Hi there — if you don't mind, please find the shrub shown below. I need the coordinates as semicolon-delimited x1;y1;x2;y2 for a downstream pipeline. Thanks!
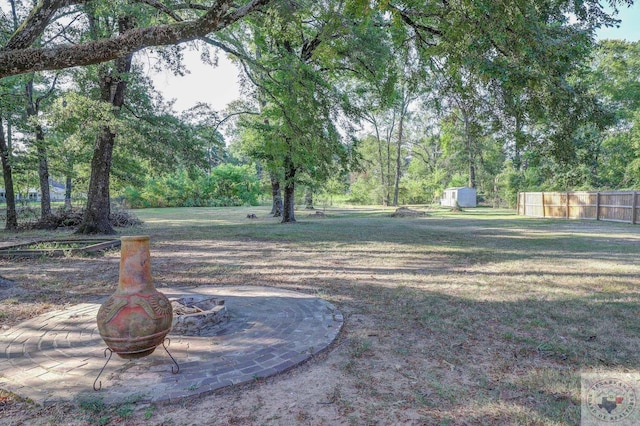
121;165;261;208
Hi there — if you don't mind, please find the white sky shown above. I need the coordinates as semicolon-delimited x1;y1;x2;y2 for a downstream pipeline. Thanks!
596;2;640;41
149;50;241;113
150;4;640;114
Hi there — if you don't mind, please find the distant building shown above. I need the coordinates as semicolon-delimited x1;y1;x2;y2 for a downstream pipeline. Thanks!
50;181;66;201
0;180;67;202
26;188;39;201
440;187;477;208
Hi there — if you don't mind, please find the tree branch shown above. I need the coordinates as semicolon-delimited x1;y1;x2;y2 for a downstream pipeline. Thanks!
5;0;88;50
387;4;443;40
173;3;210;12
35;73;60;109
214;109;259;130
42;12;84;45
200;36;248;62
138;0;185;22
0;0;273;78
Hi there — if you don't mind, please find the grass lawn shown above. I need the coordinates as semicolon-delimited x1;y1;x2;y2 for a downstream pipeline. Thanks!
1;205;640;425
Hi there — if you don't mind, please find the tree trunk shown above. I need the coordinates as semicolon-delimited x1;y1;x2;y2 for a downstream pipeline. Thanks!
64;174;72;210
373;121;389;206
25;78;53;219
281;153;296;223
304;188;314;210
462;109;477;189
513;114;523;171
392;108;405;206
589;140;601;185
385;118;393;206
269;174;282;217
77;17;134;235
0;115;17;230
77;126;116;234
36;125;51;218
468;157;477;189
282;181;296;223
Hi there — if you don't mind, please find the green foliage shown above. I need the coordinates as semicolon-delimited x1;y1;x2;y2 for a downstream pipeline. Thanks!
625;159;640;187
206;164;261;206
490;39;640;194
315;176;350;206
223;1;396;219
3;0;640;224
77;395;110;425
401;177;429;204
347;174;378;205
580;40;640;188
495;163;521;208
40;69;220;196
448;173;468;188
122;165;261;208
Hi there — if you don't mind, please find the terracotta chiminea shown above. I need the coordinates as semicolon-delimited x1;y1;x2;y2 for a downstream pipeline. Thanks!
96;236;172;359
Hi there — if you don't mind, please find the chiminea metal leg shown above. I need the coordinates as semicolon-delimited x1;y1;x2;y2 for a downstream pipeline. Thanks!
93;348;113;391
162;338;180;374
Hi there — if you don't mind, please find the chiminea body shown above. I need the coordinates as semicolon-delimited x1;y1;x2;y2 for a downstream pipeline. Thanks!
97;236;172;359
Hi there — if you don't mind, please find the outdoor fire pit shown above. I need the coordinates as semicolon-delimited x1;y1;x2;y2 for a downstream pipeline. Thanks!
96;236;173;359
94;236;178;390
171;297;228;336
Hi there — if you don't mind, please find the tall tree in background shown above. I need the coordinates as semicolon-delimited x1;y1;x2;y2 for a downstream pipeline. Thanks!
0;113;17;230
220;1;374;222
24;73;58;220
391;56;422;206
10;0;67;221
0;0;22;230
431;64;493;190
583;40;640;187
397;0;614;166
76;9;135;234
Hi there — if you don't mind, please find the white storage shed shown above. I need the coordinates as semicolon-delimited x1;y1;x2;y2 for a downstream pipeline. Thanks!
440;187;477;208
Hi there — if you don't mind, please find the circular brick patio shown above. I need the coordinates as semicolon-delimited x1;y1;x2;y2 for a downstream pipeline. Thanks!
0;286;343;406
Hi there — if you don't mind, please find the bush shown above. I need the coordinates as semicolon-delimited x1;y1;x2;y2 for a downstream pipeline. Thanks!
346;176;377;204
121;165;261;208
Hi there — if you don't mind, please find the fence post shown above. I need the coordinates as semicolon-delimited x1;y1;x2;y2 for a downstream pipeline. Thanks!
633;191;638;225
541;192;545;218
566;192;570;219
596;192;600;221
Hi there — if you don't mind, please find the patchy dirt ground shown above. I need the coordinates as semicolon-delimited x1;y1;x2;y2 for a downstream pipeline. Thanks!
2;206;640;425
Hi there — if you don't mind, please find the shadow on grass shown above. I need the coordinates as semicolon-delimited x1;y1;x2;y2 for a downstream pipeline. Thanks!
2;282;634;424
2;206;639;424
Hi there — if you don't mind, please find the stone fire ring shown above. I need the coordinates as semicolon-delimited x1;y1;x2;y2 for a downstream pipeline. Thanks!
0;286;343;406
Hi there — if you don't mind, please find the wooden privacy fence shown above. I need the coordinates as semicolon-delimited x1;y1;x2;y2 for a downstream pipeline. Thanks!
517;191;640;224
